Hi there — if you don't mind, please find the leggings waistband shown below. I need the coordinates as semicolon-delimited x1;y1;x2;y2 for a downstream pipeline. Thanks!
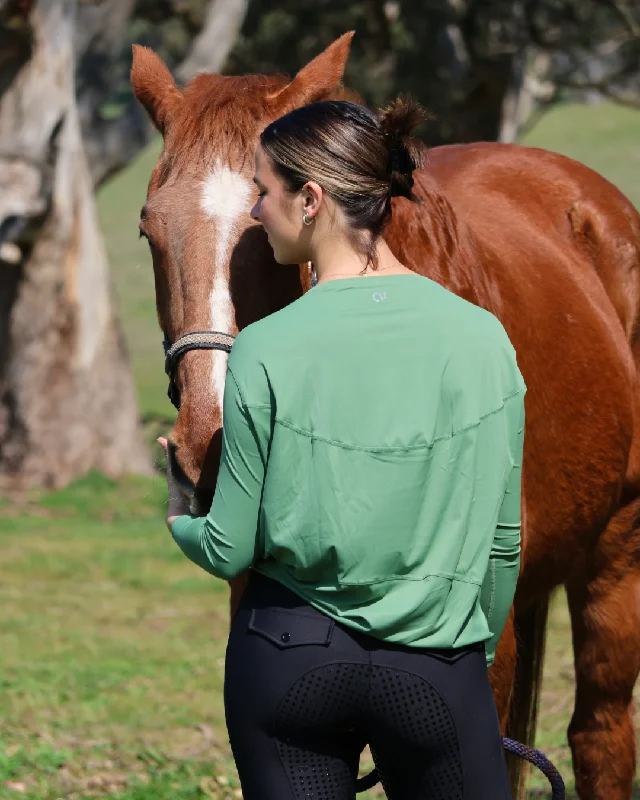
241;570;485;658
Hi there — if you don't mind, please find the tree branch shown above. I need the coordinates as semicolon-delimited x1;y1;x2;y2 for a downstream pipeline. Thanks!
175;0;250;82
598;0;640;38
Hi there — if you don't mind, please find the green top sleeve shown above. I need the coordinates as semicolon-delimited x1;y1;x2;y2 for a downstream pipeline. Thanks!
170;365;270;581
479;399;525;666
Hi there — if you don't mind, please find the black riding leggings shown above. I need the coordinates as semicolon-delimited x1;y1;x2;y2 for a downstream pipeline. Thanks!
224;572;511;800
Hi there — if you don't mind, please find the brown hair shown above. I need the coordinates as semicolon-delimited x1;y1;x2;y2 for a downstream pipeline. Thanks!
259;97;431;269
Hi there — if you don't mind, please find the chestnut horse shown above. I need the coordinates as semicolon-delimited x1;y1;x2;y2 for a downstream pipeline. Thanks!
131;33;640;799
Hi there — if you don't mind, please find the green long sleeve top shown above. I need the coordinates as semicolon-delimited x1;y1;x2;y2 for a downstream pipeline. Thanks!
171;273;526;665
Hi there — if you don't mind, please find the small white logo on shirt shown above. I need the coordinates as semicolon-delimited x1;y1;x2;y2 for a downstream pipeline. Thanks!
373;292;387;303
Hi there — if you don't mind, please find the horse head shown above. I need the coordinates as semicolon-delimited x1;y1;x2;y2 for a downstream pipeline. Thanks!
131;33;354;513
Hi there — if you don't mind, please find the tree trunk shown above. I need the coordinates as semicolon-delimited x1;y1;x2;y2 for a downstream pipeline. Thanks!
0;0;150;489
498;61;527;143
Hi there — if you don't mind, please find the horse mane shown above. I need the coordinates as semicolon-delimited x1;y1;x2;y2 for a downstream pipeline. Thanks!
387;168;504;316
165;72;289;173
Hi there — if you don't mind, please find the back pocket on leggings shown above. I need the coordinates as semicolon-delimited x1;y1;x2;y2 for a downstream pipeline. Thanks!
248;608;334;649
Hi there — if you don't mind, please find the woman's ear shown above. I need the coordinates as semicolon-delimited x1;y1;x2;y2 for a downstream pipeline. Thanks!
301;181;323;221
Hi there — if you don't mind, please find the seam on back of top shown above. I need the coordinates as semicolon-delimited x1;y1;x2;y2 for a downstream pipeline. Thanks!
260;388;525;453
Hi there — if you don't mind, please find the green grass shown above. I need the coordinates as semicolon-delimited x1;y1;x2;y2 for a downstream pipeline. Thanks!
2;101;640;798
2;474;638;799
0;475;385;799
2;475;637;798
0;474;238;799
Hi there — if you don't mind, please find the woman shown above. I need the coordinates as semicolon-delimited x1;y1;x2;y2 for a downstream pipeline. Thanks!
160;98;525;800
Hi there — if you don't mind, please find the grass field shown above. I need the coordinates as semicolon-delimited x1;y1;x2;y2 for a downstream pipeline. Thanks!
1;101;640;798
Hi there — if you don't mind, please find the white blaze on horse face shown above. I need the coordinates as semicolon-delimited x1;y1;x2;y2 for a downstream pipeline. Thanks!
201;161;252;417
209;273;233;418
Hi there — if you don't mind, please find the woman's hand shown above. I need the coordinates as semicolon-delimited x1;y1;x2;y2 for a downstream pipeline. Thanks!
157;437;192;530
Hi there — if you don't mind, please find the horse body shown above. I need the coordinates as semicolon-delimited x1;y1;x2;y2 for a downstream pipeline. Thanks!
382;143;638;583
397;146;640;795
421;143;639;582
131;35;640;798
427;144;640;580
393;144;640;796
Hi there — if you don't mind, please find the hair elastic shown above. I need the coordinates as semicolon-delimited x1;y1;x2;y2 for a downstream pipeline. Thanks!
390;147;401;174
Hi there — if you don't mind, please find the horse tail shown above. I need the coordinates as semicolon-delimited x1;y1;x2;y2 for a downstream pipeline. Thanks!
507;596;550;799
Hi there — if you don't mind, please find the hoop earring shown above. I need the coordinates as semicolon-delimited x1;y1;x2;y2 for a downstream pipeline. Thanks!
302;213;314;226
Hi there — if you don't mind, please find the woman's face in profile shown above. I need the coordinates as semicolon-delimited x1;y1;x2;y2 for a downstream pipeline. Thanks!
251;146;310;265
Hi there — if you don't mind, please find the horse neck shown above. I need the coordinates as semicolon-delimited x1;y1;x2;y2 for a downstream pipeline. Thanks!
386;171;502;314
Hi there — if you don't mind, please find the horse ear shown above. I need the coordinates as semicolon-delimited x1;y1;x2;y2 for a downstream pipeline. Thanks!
130;45;183;134
268;32;355;117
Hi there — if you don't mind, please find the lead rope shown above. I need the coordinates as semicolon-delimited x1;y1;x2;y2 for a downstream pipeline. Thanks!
502;738;565;799
355;738;565;797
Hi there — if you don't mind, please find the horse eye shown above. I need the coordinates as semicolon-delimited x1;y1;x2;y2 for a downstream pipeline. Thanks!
138;227;156;250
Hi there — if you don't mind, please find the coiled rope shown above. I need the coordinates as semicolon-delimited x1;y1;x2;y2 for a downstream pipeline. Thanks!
355;737;565;797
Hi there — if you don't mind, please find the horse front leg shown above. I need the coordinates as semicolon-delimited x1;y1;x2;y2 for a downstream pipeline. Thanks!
565;501;640;799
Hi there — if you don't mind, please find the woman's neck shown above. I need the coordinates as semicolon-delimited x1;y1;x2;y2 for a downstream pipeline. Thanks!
311;237;413;285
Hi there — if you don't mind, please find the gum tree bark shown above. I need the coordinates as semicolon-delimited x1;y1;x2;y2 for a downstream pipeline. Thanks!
0;0;150;488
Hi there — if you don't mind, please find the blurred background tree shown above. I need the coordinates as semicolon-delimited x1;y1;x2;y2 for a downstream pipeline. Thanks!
0;0;637;489
78;0;640;183
77;0;249;186
226;0;639;144
0;0;246;488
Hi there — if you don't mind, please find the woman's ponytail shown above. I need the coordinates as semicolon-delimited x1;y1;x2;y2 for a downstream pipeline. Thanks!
378;97;432;201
